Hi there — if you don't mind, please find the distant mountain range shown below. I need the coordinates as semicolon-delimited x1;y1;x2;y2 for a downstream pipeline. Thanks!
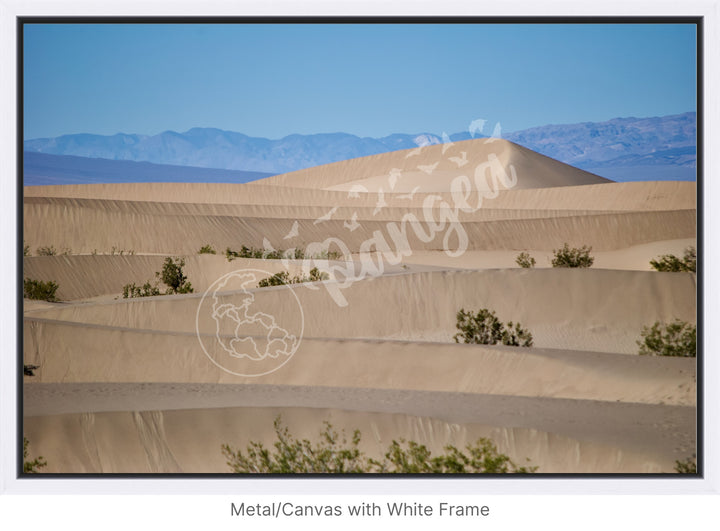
505;113;696;182
24;112;696;183
22;152;272;186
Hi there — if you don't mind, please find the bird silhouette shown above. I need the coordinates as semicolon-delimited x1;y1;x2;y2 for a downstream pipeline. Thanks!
448;151;468;167
397;186;421;200
314;206;338;225
344;211;361;232
405;145;424;158
283;220;299;240
418;161;439;174
468;118;487;138
373;188;387;216
347;184;369;198
262;238;276;257
388;168;402;190
441;132;455;154
484;122;503;143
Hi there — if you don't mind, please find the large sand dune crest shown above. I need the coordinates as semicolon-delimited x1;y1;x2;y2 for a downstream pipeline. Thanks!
253;138;612;191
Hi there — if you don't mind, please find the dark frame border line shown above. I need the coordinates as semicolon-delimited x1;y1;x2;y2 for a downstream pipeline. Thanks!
17;15;703;480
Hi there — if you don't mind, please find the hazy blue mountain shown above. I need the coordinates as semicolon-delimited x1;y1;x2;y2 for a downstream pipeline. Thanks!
576;145;696;168
23;152;272;186
581;164;696;183
24;112;696;182
504;112;696;172
24;129;424;174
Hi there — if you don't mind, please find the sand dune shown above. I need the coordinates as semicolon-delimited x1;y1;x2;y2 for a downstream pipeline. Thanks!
22;140;697;475
25;195;631;221
253;138;612;191
22;254;325;301
23;199;694;256
23;180;695;212
24;323;697;404
25;268;696;354
24;402;693;474
24;162;695;259
400;238;697;271
23;238;695;304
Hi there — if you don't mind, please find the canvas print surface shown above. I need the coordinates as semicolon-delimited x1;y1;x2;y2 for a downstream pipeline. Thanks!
21;21;698;474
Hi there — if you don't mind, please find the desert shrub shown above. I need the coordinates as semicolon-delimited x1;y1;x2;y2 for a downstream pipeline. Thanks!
23;278;59;301
198;244;216;255
226;245;283;261
226;246;258;260
650;246;696;273
121;257;192;297
223;417;368;473
312;249;343;260
379;438;536;474
23;437;47;474
307;267;330;282
222;416;536;474
36;245;57;256
258;271;292;287
515;252;536;268
24;364;39;376
638;320;696;357
453;308;533;347
23;242;30;256
454;308;502;345
674;455;697;474
226;244;338;262
257;267;329;288
502;321;535;347
123;281;161;298
157;257;193;294
291;247;305;260
104;246;134;255
551;243;594;268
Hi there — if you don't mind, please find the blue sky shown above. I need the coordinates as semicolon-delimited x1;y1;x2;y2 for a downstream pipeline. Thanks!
23;22;697;140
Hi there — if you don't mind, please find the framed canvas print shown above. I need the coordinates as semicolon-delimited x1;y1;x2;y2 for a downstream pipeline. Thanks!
4;2;718;527
19;17;700;477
